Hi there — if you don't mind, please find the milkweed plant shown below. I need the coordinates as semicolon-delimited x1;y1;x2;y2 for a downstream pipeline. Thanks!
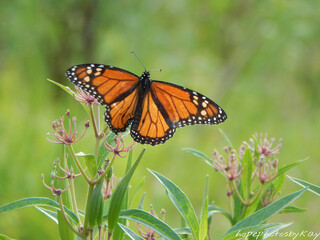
0;80;319;240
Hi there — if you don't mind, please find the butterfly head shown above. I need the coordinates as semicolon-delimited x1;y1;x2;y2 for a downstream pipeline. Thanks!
140;71;151;89
141;71;150;78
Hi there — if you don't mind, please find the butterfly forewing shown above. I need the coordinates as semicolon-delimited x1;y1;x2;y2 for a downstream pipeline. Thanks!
151;81;227;129
66;64;140;133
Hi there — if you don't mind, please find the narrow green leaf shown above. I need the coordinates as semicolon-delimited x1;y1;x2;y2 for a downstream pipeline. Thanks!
114;152;133;240
218;129;234;149
271;173;285;197
241;148;253;200
276;158;307;177
174;227;192;235
108;149;145;233
262;223;292;239
199;197;208;240
125;151;133;173
87;180;104;228
201;176;209;209
243;196;260;218
208;205;234;225
47;79;75;96
137;192;146;209
288;176;320;196
130;177;146;209
76;152;97;177
220;188;307;239
149;170;199;239
183;148;212;167
0;197;79;224
35;206;58;224
0;234;15;240
233;182;244;223
118;223;144;240
118;209;181;240
220;223;280;240
280;205;307;214
47;79;90;115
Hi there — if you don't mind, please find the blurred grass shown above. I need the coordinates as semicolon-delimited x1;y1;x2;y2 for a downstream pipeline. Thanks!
0;0;319;239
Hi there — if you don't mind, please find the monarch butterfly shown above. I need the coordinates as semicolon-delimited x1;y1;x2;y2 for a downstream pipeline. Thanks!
66;63;227;145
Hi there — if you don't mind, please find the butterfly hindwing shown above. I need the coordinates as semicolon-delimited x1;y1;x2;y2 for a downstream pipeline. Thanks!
130;91;176;145
66;64;140;133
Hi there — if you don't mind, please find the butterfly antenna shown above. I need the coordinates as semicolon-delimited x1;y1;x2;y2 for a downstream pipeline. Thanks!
149;69;162;72
131;51;147;71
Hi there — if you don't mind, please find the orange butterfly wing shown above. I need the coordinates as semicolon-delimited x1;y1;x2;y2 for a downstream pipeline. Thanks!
66;64;140;133
131;81;227;145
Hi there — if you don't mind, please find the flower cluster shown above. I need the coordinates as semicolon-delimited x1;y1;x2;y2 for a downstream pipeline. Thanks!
212;146;243;181
137;206;166;240
47;110;89;145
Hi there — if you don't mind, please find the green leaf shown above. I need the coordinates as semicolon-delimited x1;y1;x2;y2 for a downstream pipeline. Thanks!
262;223;292;239
288;176;320;196
149;169;199;239
219;188;307;239
118;209;181;240
201;175;209;209
276;158;307;177
280;206;307;214
174;227;192;235
219;223;280;240
108;149;145;233
47;79;90;115
130;176;145;209
114;152;133;240
35;206;58;224
0;234;15;240
218;129;234;149
271;173;285;197
183;148;212;167
0;197;79;224
199;197;208;240
243;196;260;218
241;148;253;200
56;146;76;240
233;182;244;223
118;223;144;240
75;152;97;177
87;180;104;228
208;205;234;225
137;192;146;209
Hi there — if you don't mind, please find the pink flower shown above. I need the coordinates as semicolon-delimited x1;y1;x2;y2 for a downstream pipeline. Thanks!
71;86;99;106
212;148;243;181
47;110;89;145
104;131;136;158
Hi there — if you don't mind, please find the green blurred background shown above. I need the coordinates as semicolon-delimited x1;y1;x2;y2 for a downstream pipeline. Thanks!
1;0;319;239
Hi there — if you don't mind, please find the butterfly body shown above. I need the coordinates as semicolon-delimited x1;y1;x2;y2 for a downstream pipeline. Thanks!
66;64;227;145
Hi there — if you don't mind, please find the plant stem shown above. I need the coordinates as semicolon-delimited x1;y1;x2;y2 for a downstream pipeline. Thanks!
90;104;100;138
247;185;264;205
93;154;116;185
231;180;248;206
70;171;81;226
69;144;92;184
82;184;94;236
227;181;233;217
58;194;85;238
